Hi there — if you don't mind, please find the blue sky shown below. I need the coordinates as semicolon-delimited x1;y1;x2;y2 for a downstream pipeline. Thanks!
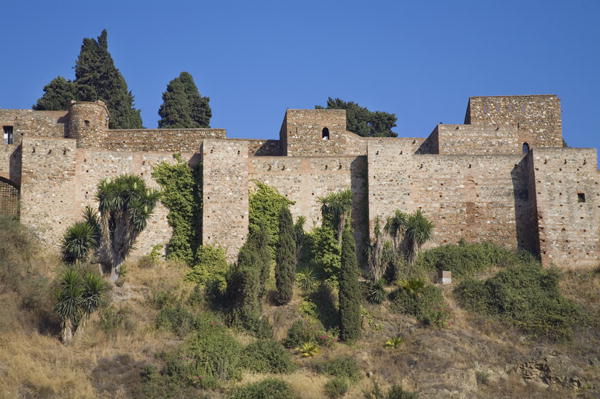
1;0;599;149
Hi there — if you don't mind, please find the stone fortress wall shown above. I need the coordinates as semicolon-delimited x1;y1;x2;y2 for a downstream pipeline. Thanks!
0;95;597;268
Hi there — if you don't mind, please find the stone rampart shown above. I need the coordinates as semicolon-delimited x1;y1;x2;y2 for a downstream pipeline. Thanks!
367;139;536;251
531;148;600;268
99;128;226;152
466;95;563;149
249;155;369;262
0;110;68;143
201;139;249;260
436;124;520;155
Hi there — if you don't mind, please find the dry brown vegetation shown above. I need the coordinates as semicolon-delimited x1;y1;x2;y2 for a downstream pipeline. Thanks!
2;218;600;398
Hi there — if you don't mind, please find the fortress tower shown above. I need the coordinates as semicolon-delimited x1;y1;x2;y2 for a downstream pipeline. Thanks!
67;100;109;147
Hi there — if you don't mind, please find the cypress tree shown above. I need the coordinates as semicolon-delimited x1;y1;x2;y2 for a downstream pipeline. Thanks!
251;224;271;299
33;76;77;110
275;207;296;305
227;240;261;323
158;72;211;128
74;30;143;129
339;225;362;341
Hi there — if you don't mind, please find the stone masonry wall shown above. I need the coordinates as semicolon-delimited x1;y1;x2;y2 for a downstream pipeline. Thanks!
0;110;67;143
19;136;186;257
249;155;369;263
201;139;249;260
531;148;600;268
466;95;563;149
0;144;21;184
281;109;367;156
100;128;226;152
436;124;520;155
367;140;536;251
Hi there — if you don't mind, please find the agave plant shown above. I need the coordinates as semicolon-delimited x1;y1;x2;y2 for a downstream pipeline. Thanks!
296;342;319;358
384;335;404;349
398;278;426;298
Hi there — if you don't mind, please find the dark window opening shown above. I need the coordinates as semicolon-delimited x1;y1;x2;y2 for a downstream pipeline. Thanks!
3;126;13;144
322;127;330;140
578;193;586;203
84;120;90;127
522;142;530;154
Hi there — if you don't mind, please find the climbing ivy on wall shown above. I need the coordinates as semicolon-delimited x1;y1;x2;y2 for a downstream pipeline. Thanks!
249;181;293;252
152;154;202;264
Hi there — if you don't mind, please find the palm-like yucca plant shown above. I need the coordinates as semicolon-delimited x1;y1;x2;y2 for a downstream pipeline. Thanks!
398;278;426;298
384;210;408;253
62;222;97;264
404;210;433;263
319;189;353;242
96;175;159;281
55;269;84;344
78;272;107;333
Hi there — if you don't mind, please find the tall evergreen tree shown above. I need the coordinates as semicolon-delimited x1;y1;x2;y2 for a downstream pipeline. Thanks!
275;207;296;305
338;225;362;341
227;240;262;324
74;30;142;129
316;98;397;137
158;72;211;128
33;76;77;110
33;30;142;128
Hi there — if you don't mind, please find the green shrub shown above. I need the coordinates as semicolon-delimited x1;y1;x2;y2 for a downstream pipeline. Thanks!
364;279;386;304
241;340;296;373
311;225;342;281
415;241;535;279
317;356;360;381
99;306;132;334
389;280;448;327
249;181;294;252
229;378;297;399
186;245;229;292
454;264;582;340
283;319;322;348
324;377;349;398
364;382;419;399
155;305;197;337
162;327;242;389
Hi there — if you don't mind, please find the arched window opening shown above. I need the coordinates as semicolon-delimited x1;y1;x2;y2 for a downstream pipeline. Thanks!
322;127;330;140
522;142;530;154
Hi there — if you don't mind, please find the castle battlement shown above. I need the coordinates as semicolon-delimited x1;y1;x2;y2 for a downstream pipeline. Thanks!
1;95;597;268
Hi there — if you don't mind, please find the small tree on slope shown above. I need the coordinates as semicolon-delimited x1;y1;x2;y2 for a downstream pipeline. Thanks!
275;207;296;305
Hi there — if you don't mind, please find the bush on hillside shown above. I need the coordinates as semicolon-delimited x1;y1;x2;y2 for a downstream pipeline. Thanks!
415;241;535;279
316;356;361;381
324;377;349;399
389;280;448;327
228;378;298;399
454;264;582;340
283;319;323;348
240;340;296;373
161;327;242;389
364;381;419;399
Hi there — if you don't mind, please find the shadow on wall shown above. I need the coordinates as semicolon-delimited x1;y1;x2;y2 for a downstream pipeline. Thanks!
9;145;22;185
350;156;369;268
511;153;540;257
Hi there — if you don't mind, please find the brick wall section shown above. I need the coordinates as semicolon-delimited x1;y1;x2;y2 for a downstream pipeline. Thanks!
531;148;600;268
466;95;563;149
281;109;367;156
436;124;520;155
100;128;226;152
249;155;369;263
367;140;535;251
0;110;67;142
201;139;249;260
19;136;184;256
